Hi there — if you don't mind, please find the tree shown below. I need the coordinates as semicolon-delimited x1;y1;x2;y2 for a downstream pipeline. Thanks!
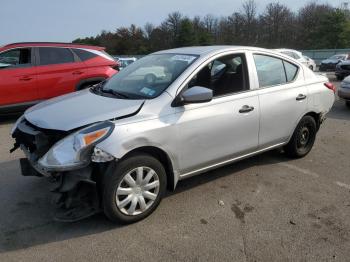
72;2;347;54
176;18;196;47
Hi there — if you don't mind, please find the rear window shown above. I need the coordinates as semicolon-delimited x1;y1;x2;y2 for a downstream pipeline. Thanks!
72;48;98;61
39;47;74;66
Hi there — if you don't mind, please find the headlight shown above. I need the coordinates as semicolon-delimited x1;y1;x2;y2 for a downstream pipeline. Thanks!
10;115;25;135
38;121;114;171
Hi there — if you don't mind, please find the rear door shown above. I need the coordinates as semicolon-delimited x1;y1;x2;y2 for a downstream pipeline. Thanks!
251;53;308;148
35;47;87;99
0;47;38;107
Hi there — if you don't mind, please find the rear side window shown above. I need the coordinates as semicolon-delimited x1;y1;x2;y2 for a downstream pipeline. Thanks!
39;47;74;66
72;48;98;61
253;54;299;88
284;61;298;82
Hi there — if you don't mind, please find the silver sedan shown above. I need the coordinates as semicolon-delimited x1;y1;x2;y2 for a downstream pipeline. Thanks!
11;46;335;223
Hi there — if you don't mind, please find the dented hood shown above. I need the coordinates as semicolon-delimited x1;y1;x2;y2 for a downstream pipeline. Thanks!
25;89;144;131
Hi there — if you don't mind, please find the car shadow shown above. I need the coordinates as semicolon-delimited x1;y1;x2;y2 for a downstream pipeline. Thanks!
0;149;290;253
0;113;21;125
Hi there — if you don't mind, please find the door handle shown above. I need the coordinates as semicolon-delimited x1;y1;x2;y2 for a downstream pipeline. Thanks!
296;94;307;101
19;76;33;81
239;105;254;113
72;71;83;75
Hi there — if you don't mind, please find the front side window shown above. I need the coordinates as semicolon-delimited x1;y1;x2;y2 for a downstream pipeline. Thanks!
187;53;249;97
39;47;74;66
98;53;198;99
0;48;31;68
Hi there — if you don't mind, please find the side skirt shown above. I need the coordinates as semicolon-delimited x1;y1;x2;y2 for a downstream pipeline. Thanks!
178;142;286;180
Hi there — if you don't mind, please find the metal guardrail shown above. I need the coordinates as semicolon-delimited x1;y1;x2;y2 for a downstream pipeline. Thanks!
300;49;350;65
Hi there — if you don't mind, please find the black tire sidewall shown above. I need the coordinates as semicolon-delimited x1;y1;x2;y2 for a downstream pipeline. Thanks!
103;154;167;224
285;116;317;158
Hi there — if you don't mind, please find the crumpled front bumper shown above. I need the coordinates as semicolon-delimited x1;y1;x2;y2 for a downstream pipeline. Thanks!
19;154;104;222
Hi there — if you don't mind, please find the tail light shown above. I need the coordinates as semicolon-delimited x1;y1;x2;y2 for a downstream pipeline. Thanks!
324;82;336;93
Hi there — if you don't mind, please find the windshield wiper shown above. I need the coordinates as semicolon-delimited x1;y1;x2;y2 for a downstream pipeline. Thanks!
101;88;130;99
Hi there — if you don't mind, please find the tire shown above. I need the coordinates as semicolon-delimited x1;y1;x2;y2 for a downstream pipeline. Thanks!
284;115;317;158
309;65;314;71
103;154;167;224
346;101;350;108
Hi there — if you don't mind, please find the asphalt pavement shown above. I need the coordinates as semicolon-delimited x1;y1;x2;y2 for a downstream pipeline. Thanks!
0;75;349;261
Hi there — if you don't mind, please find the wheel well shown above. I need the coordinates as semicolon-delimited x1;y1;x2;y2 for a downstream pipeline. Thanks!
304;112;321;131
123;146;175;191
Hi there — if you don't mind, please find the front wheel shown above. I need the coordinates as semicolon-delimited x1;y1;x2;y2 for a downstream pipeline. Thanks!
284;115;317;158
103;154;167;224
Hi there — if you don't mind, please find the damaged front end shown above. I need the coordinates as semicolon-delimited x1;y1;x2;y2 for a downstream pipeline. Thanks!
11;117;116;222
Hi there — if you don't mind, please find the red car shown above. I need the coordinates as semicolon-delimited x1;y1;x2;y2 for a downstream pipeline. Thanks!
0;42;118;114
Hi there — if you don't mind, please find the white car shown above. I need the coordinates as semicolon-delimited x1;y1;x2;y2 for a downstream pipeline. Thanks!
275;49;315;71
303;55;317;71
116;57;137;70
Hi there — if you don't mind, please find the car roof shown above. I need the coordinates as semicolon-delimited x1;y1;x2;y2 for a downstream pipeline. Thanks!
154;45;301;62
154;45;255;56
1;42;105;51
274;48;301;54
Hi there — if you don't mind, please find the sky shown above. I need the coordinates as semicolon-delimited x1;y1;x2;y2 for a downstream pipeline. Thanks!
0;0;345;45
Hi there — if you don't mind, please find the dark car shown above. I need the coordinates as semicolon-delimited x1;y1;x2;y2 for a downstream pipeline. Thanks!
335;60;350;80
319;54;349;72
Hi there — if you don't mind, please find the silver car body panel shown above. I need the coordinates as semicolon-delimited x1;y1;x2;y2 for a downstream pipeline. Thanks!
24;89;145;131
18;46;335;189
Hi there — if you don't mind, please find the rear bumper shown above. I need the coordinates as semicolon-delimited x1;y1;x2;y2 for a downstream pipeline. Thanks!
338;87;350;101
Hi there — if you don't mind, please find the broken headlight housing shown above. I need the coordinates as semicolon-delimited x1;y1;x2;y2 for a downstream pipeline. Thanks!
38;121;114;171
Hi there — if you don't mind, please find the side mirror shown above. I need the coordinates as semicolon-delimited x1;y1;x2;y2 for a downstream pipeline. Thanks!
173;86;213;106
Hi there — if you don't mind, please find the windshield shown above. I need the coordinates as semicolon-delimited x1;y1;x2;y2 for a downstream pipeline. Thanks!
330;55;345;60
100;53;198;99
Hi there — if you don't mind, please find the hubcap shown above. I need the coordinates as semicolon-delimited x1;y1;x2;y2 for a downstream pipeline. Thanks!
116;167;160;216
298;126;310;148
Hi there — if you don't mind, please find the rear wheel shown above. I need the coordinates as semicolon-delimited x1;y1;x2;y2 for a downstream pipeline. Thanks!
103;154;166;224
284;115;317;158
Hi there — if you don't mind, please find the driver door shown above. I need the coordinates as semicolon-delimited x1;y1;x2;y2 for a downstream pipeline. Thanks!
0;48;38;107
174;53;260;175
